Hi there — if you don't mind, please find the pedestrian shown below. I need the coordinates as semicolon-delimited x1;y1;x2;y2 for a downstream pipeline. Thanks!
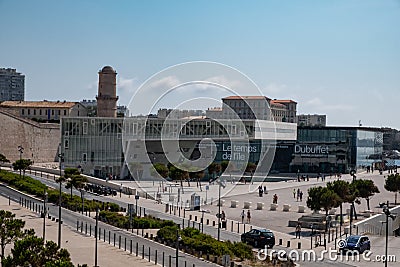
273;194;278;204
264;186;267;194
297;188;300;201
293;188;296;199
295;222;302;239
299;191;303;202
241;210;245;224
221;210;226;221
247;209;251;223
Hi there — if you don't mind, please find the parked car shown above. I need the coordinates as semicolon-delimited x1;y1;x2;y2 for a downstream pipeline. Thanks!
340;235;370;254
241;229;275;248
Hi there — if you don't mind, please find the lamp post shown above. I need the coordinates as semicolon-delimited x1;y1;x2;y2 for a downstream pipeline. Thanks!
95;208;99;267
43;190;48;241
216;176;226;242
176;224;181;267
17;146;24;179
81;189;85;215
383;201;396;267
58;153;63;247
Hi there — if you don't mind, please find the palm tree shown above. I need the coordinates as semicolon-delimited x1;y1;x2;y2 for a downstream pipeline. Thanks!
63;168;86;200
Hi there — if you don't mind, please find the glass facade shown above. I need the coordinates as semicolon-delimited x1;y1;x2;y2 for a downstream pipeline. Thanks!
61;117;383;178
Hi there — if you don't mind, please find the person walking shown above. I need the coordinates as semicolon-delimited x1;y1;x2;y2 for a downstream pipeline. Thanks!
247;209;251;223
295;223;302;239
221;210;226;221
241;210;245;224
299;191;303;202
293;188;296;199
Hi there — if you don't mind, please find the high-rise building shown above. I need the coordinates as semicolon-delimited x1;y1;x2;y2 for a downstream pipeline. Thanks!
0;68;25;101
96;66;118;117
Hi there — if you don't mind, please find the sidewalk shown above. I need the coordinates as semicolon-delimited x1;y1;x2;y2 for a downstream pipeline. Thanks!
0;195;156;267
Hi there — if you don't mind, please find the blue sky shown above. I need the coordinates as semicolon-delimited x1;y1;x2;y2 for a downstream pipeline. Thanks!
1;0;399;128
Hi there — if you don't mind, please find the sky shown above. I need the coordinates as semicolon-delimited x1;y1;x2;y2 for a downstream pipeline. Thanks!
1;0;400;128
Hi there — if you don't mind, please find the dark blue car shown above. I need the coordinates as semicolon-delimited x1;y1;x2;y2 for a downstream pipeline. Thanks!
340;235;371;254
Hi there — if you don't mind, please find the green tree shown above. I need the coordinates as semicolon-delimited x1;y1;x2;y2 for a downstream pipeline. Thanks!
384;173;400;205
327;180;353;226
0;154;10;170
208;162;221;180
189;170;205;190
63;168;86;200
3;236;73;267
12;159;33;177
169;164;189;187
351;179;380;210
150;163;169;179
306;186;341;231
0;210;26;266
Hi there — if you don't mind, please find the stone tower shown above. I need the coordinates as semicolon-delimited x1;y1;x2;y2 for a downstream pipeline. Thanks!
96;66;118;117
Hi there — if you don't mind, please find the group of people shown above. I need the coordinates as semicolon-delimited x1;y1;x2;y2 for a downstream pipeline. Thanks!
293;188;304;202
258;185;268;197
240;209;251;223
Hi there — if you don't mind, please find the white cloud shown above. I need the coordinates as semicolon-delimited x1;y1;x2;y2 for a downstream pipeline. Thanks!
302;97;354;112
148;76;181;89
118;76;138;93
262;82;287;95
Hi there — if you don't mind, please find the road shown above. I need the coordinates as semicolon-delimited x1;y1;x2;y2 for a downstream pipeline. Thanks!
0;183;218;267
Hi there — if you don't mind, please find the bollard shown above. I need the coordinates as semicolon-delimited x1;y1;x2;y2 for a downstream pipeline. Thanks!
119;235;121;249
213;221;215;227
155;249;158;264
114;233;116;246
125;237;126;251
187;219;190;228
231;221;234;232
142;245;144;259
8;196;10;205
148;247;151;262
130;240;133;254
287;240;290;248
162;251;165;267
192;221;195;228
169;255;172;267
81;222;83;233
140;207;142;217
136;242;139;256
104;229;106;242
109;231;111;244
90;224;91;236
85;223;87;235
298;242;301;249
190;215;192;220
77;220;79;231
185;261;187;267
144;208;146;216
141;228;144;237
99;227;101;239
195;216;197;221
237;223;240;233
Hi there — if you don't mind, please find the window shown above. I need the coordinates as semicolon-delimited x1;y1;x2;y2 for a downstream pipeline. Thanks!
33;109;36;115
83;122;88;134
21;109;25;115
64;139;69;149
64;110;67;116
27;109;30;115
39;109;42;115
52;110;54;115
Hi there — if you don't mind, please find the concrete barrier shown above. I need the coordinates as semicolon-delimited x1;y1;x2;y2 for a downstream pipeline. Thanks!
256;202;264;210
243;201;252;209
283;204;291;212
270;203;278;211
298;205;306;213
230;200;239;208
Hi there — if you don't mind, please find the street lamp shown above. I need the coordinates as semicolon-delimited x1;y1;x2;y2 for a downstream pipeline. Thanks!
81;189;85;215
58;152;64;248
216;176;226;241
43;190;48;241
383;201;396;267
94;208;99;267
17;146;24;179
176;224;181;267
